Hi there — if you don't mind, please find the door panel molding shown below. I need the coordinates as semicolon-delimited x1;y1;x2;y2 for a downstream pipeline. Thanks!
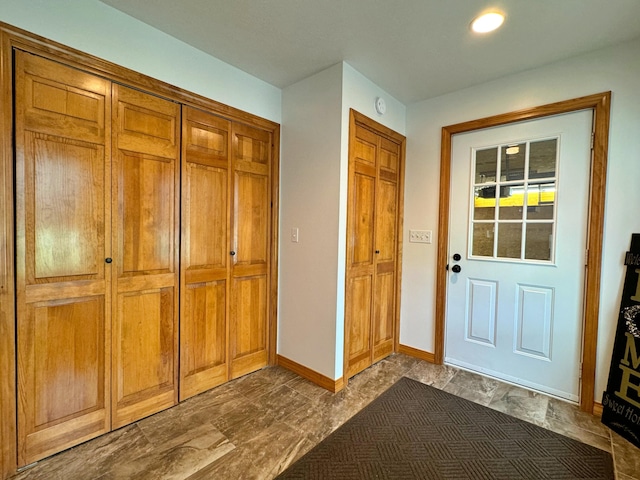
344;110;405;381
436;92;611;413
0;22;280;480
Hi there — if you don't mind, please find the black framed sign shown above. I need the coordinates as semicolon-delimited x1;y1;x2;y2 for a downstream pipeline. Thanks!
601;234;640;448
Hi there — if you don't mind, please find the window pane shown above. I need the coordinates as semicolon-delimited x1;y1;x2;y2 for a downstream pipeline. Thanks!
500;143;525;181
472;223;494;257
525;223;553;260
529;139;557;179
526;182;555;220
497;223;522;259
473;186;495;220
475;147;497;183
498;184;524;220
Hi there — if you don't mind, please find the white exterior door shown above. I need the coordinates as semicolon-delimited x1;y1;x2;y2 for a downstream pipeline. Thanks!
445;110;592;402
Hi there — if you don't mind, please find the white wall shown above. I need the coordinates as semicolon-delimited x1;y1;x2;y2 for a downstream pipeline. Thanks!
279;64;344;379
402;37;640;400
0;0;281;122
279;62;405;380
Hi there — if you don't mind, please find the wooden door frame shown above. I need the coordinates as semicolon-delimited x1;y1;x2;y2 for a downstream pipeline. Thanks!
0;22;280;479
434;92;611;413
343;109;406;383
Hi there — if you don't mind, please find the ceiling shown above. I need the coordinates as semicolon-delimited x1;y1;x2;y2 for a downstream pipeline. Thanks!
99;0;640;104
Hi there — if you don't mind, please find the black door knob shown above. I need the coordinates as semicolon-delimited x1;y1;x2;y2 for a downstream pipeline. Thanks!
453;253;461;261
375;250;380;254
451;264;461;273
230;251;236;256
105;257;112;264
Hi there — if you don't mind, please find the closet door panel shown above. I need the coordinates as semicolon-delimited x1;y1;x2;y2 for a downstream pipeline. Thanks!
115;88;178;159
31;299;105;425
230;123;271;378
346;275;373;378
19;55;106;144
181;281;227;399
112;85;179;428
345;125;377;378
180;107;231;400
353;125;377;166
26;134;105;282
15;51;111;466
373;269;395;362
18;297;107;464
372;177;397;362
379;136;400;174
374;177;398;263
230;275;268;378
234;171;269;269
345;112;404;382
186;164;228;269
349;172;375;266
120;153;174;273
112;288;175;428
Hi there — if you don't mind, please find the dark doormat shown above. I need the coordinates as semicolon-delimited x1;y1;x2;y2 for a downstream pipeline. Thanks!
276;377;614;479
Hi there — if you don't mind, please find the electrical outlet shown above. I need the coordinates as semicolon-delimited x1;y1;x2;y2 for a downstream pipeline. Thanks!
409;229;432;244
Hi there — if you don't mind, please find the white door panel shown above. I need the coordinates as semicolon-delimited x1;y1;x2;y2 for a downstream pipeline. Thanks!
445;110;592;401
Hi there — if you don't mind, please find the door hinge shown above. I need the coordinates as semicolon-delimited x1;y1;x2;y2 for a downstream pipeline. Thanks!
590;132;595;150
579;363;583;379
585;249;589;266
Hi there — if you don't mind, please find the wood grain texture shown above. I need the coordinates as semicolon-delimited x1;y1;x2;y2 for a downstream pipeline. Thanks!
276;355;344;393
345;110;405;381
112;84;180;428
0;23;281;478
394;132;406;354
1;28;18;480
435;92;611;413
269;125;281;366
229;122;272;379
592;402;603;417
14;51;112;466
180;107;231;400
398;344;436;363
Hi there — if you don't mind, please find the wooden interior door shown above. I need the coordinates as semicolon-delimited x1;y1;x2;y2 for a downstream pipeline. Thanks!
111;85;180;428
372;136;400;363
14;51;112;465
180;107;231;400
345;111;405;380
346;124;378;378
229;123;271;379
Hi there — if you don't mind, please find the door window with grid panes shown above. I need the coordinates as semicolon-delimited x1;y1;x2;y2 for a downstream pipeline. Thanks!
471;138;558;262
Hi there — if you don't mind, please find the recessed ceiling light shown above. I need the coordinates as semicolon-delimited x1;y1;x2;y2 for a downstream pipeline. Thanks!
471;12;505;33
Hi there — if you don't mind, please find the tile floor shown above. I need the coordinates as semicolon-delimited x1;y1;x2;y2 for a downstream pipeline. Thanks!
12;354;640;479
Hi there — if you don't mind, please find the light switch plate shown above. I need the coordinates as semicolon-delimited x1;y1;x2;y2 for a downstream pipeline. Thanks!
409;229;432;244
291;227;299;243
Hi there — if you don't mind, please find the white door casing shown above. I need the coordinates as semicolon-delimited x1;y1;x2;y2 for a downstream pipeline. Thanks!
445;110;592;401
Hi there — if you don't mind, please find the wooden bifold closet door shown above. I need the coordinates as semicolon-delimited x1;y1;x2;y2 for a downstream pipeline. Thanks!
13;48;275;466
14;51;180;465
14;51;113;465
111;85;180;429
180;107;231;399
180;107;272;400
229;122;272;379
345;111;405;380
